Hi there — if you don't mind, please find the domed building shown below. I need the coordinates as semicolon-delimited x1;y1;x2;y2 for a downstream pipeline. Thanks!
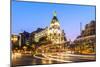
34;11;67;44
47;11;66;44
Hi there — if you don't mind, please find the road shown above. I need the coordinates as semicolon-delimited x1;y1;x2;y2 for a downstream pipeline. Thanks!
12;52;96;67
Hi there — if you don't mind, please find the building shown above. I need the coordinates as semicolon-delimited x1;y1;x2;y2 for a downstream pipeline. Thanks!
74;20;96;54
11;31;30;49
19;31;30;47
11;11;68;51
11;35;19;43
11;34;20;49
34;11;67;44
34;27;48;43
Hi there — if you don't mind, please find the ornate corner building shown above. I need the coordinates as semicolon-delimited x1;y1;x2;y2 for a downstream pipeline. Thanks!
34;11;67;44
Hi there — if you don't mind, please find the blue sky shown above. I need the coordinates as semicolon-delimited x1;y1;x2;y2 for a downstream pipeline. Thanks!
12;0;96;41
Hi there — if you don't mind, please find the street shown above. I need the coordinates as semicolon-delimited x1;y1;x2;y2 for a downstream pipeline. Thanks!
12;52;96;67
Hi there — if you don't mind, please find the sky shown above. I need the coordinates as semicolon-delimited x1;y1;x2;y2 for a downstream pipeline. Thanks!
11;0;96;41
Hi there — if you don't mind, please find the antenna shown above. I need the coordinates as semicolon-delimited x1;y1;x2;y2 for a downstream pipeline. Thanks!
80;22;82;35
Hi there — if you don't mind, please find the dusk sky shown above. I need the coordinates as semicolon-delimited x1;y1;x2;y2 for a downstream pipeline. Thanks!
12;0;95;41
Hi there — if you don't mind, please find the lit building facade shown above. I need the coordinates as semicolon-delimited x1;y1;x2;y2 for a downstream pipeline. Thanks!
74;20;96;54
47;12;65;44
11;35;20;49
34;12;66;44
19;31;30;47
75;20;96;43
11;35;19;43
11;31;30;49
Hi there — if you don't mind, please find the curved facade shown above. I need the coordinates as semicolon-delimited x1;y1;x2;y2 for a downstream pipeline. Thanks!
34;12;66;44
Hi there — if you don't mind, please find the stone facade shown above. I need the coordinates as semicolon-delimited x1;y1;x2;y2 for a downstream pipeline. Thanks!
34;12;66;44
74;20;96;54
